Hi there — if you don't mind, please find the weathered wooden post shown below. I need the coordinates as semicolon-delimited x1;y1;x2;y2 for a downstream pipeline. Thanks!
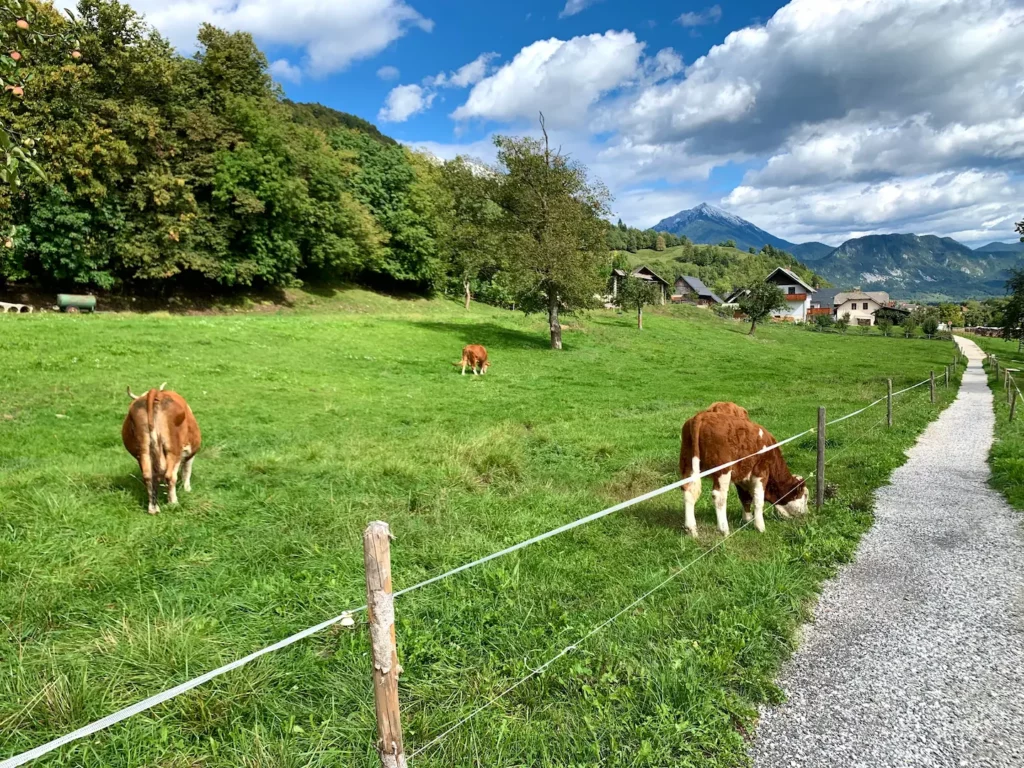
945;366;949;389
930;371;936;404
1011;389;1018;422
816;406;825;512
995;358;1000;379
363;521;407;768
887;379;893;428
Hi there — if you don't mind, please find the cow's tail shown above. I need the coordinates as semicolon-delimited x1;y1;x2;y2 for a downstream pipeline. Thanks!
146;388;166;478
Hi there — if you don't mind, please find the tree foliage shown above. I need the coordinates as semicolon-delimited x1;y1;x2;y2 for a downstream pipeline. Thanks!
1001;268;1024;348
738;281;786;336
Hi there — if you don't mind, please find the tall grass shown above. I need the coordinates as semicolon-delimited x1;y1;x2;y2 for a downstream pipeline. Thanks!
1;292;961;767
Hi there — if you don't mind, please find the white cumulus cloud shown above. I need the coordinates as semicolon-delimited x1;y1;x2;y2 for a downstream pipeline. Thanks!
559;0;602;18
377;65;401;81
452;31;646;127
126;0;432;76
269;58;301;84
378;84;435;123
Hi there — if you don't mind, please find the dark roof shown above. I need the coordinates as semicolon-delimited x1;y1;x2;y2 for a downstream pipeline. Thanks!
611;268;627;277
632;265;669;286
873;305;910;316
676;275;723;303
811;289;841;308
725;287;749;303
766;266;815;293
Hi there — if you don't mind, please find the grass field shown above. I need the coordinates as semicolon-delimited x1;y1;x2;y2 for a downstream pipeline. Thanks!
1;293;962;768
962;335;1024;513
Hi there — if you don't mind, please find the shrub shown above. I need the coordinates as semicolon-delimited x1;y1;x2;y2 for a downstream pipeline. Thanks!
922;317;940;337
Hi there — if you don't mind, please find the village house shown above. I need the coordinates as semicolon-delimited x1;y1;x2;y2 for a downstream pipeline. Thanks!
766;267;816;322
609;266;670;305
834;291;890;326
673;276;723;306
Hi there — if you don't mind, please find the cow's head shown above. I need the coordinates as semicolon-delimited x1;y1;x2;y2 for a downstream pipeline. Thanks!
482;360;491;374
776;475;809;518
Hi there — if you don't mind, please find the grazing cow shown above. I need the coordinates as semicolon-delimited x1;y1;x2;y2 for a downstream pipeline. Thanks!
122;384;201;515
679;403;807;537
454;344;490;375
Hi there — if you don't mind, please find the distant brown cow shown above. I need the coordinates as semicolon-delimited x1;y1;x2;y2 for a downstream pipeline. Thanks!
454;344;490;375
679;403;807;537
122;384;201;515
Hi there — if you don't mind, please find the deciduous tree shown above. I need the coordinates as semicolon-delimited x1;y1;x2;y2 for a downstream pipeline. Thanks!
493;114;610;349
1001;268;1024;351
614;274;658;330
738;281;786;336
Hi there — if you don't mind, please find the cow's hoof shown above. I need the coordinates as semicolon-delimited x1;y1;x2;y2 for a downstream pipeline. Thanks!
147;506;159;515
685;527;698;539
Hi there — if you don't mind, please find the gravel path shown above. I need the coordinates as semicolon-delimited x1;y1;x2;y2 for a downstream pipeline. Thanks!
750;336;1024;768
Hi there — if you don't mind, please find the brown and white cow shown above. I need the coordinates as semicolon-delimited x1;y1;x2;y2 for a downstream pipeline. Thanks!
679;403;807;537
454;344;490;375
122;384;201;515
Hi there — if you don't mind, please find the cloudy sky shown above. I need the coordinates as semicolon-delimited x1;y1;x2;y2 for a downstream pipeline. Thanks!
127;0;1024;247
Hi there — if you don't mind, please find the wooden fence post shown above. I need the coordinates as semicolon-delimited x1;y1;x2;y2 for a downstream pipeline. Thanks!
1011;389;1018;422
364;521;407;768
930;371;936;404
945;366;949;389
887;379;893;428
816;406;825;512
995;358;1000;379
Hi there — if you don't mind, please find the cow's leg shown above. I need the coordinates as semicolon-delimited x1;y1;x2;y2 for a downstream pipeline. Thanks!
461;361;467;375
165;454;182;505
182;455;195;493
712;471;731;535
140;451;159;515
682;457;701;538
683;480;700;538
751;477;766;533
737;485;754;522
473;363;479;375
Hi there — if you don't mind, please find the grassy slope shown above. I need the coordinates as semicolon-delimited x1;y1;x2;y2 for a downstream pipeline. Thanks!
1;292;961;768
961;335;1024;511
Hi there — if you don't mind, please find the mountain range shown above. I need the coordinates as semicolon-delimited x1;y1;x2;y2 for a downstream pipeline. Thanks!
653;204;1023;300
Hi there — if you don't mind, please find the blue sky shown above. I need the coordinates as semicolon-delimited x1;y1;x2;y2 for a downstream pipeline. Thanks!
129;0;1024;247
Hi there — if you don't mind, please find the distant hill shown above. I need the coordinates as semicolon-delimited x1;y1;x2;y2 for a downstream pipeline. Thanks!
789;242;835;261
975;241;1024;254
285;101;397;146
650;202;1019;300
653;203;804;254
816;234;1018;300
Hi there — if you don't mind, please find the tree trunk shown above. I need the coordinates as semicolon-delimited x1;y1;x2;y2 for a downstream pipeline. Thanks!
548;294;562;350
637;305;643;330
463;278;472;310
748;319;757;336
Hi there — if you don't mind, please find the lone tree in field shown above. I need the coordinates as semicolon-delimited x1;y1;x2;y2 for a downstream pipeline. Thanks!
922;316;939;338
493;114;610;350
615;274;658;330
877;317;894;337
738;281;786;336
1001;267;1024;351
441;157;504;310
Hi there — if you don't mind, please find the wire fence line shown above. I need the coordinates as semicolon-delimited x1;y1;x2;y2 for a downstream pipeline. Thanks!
408;407;905;761
0;373;942;768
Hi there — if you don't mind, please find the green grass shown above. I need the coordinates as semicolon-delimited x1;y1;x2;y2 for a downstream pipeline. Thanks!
961;335;1024;512
1;292;962;768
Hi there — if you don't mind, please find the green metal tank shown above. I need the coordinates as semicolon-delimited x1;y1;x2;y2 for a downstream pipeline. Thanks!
57;294;97;313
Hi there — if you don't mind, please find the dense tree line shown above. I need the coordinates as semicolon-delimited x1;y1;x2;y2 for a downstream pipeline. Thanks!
0;1;609;328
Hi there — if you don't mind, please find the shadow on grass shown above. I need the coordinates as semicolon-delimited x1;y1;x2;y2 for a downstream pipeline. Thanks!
413;321;552;350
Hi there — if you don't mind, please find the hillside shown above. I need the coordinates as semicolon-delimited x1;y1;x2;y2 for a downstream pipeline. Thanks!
0;291;957;768
975;241;1024;254
618;242;826;296
816;234;1018;301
